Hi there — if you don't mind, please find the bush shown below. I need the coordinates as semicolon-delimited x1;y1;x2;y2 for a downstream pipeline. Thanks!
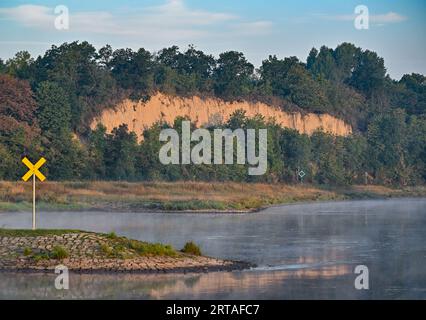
33;253;50;262
23;247;32;256
127;239;176;256
181;241;202;256
100;243;113;256
106;232;117;239
50;246;69;260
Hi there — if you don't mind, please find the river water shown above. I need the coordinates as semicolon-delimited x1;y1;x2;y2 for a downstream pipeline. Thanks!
0;198;425;299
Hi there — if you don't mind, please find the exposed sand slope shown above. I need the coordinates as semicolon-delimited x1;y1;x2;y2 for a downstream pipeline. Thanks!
91;93;352;141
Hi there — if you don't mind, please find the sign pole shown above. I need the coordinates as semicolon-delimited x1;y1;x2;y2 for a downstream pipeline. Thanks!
32;173;36;230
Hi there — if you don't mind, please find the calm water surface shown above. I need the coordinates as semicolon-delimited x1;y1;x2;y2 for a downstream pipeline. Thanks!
0;198;425;299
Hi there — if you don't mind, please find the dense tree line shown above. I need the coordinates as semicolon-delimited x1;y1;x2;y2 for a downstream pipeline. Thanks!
0;41;425;185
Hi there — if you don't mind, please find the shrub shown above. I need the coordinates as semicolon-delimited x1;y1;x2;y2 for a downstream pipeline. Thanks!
23;247;32;256
50;246;69;260
100;243;113;255
181;241;202;256
106;232;117;239
33;253;50;262
100;243;132;259
127;239;176;256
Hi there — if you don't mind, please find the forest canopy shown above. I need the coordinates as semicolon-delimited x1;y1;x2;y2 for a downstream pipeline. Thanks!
0;41;425;185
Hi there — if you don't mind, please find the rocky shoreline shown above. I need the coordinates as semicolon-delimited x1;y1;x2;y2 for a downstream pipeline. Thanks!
0;230;252;274
0;258;251;274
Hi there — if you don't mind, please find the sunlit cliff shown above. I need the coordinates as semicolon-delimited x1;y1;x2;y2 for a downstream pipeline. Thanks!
91;93;352;141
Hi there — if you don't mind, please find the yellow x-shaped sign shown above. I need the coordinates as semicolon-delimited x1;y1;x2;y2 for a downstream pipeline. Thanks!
22;157;46;182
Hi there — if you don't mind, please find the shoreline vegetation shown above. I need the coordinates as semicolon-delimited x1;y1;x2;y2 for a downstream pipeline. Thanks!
0;181;425;213
0;229;250;273
1;42;425;188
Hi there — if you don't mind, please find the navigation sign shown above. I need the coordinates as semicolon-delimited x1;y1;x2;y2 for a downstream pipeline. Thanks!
22;157;46;182
297;168;306;183
22;157;47;230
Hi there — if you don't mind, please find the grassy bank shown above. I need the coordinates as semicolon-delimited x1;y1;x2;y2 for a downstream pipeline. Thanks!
0;181;425;213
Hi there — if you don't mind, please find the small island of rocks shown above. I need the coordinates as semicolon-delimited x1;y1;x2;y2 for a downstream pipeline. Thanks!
0;229;251;273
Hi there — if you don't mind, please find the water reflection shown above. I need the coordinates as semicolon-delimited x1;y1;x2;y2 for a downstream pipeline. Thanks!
0;265;356;300
0;198;425;299
2;261;422;299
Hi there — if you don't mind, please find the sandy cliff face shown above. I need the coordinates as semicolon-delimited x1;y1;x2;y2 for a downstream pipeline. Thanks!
91;93;352;140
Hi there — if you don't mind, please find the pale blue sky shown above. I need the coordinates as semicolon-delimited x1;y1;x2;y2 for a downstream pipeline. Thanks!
0;0;425;79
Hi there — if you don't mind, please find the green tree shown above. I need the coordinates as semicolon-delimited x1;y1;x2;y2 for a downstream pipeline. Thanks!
214;51;254;99
156;45;216;95
260;56;328;112
0;59;6;74
0;143;15;179
35;80;85;180
405;115;426;183
110;48;155;97
279;128;311;182
333;43;361;82
306;48;318;71
5;51;34;79
307;46;337;81
105;124;139;180
86;124;108;179
342;134;368;184
398;73;426;115
311;130;346;185
307;43;361;83
42;131;88;180
138;122;169;180
156;46;181;69
350;50;386;97
97;44;113;68
36;81;71;133
366;109;408;184
33;41;118;131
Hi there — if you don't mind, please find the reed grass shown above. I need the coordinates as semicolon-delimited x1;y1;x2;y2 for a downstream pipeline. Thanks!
0;181;424;212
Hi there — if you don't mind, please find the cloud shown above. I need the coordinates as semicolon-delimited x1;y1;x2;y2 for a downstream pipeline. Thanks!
370;12;407;23
328;11;407;24
0;1;272;41
231;21;273;36
0;5;52;27
143;0;237;26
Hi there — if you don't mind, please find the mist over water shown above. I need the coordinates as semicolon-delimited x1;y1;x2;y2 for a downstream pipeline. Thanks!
0;198;425;299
